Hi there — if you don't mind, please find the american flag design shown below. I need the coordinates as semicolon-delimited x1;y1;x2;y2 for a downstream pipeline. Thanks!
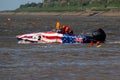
16;31;87;44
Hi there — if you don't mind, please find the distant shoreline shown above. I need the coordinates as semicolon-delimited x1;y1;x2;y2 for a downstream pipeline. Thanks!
0;10;120;17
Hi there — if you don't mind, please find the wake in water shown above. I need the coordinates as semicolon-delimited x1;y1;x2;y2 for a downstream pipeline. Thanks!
18;40;32;44
107;41;120;44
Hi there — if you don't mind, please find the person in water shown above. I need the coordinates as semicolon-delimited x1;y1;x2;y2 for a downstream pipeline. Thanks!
60;25;74;35
55;22;74;35
61;25;67;34
65;26;71;34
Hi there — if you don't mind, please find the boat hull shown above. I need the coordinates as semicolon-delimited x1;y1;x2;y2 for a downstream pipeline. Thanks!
16;31;93;44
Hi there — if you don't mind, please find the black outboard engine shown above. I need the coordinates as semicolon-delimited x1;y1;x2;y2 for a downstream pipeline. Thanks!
92;28;106;42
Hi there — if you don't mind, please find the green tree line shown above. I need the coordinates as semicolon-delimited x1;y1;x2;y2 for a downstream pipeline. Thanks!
17;0;120;11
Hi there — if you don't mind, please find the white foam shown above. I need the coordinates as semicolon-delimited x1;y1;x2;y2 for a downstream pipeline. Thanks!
108;41;120;44
18;40;31;44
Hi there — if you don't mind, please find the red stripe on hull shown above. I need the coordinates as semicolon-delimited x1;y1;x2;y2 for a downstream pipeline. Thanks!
42;35;62;39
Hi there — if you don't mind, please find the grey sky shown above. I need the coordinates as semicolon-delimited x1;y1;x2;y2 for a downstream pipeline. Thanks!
0;0;42;11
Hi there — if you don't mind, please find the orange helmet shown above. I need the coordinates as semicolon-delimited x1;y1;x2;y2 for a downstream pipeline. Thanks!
65;27;70;32
62;25;67;29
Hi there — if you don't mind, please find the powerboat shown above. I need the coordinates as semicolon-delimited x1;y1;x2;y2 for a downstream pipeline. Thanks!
16;28;106;44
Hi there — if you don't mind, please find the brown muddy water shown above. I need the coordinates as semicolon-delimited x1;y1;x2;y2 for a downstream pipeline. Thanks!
0;14;120;80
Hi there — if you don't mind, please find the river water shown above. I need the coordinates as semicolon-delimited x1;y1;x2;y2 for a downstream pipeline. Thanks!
0;15;120;80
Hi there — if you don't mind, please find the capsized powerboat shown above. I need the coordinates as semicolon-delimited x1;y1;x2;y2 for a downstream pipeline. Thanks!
16;28;106;44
